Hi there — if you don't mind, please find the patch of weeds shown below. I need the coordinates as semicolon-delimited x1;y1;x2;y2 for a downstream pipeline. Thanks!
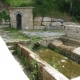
71;16;76;23
24;57;30;69
31;36;41;42
29;59;38;80
16;48;30;70
13;43;17;55
2;27;27;40
51;58;58;70
17;48;22;58
27;45;33;50
54;48;59;53
3;27;17;32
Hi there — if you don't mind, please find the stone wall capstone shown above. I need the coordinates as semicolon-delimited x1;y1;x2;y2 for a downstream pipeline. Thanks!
65;25;80;40
43;17;51;21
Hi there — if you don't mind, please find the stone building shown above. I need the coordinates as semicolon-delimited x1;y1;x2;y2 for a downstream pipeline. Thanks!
9;7;33;30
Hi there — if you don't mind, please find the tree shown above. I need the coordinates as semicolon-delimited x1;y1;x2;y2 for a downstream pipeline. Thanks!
69;0;73;13
65;0;73;13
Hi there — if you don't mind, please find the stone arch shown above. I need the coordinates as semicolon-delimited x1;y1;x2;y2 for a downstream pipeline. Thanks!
14;10;23;16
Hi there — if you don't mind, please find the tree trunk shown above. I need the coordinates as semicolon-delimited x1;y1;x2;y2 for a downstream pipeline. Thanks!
69;0;72;13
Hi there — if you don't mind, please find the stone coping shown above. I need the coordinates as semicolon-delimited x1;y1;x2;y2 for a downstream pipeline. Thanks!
65;25;80;27
60;37;80;43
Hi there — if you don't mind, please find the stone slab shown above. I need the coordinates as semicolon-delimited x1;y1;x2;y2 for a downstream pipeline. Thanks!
71;76;80;80
51;22;62;26
43;17;51;21
72;47;80;55
42;22;51;26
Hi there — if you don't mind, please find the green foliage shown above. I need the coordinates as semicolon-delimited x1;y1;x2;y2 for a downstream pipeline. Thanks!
54;48;59;53
2;0;33;7
71;16;76;22
29;59;38;80
51;58;58;70
13;43;17;55
31;36;41;42
2;0;80;21
17;48;30;69
16;45;38;80
0;10;10;22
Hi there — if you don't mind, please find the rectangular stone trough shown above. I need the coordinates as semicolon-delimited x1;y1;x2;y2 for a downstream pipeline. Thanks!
17;43;69;80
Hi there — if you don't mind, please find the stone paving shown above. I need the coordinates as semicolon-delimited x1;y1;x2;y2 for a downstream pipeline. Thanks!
0;29;28;42
0;29;65;42
20;30;65;38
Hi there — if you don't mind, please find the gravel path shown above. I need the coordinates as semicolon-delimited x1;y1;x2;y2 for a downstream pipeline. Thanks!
21;30;65;38
0;29;65;42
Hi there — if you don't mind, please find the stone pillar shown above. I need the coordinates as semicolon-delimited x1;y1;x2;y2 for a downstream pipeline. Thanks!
9;10;17;29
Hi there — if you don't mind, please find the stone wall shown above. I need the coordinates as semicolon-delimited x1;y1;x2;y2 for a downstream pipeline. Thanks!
48;37;80;63
34;17;76;30
65;25;80;40
0;19;10;28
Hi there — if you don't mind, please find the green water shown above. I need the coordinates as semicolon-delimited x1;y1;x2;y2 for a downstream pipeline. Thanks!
34;49;80;79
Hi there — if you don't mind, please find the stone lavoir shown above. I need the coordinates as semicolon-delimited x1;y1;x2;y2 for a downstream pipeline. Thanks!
13;38;80;80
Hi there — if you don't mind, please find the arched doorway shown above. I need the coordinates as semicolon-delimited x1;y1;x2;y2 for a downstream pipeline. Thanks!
16;14;22;29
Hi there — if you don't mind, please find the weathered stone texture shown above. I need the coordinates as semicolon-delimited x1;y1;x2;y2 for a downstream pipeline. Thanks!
43;17;51;21
65;25;80;40
42;22;51;26
34;26;45;29
33;16;78;30
63;22;76;26
34;17;42;26
9;7;33;30
51;22;62;26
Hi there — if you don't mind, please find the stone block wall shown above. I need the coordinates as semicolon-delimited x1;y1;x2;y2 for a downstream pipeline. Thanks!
33;17;76;30
65;25;80;40
0;19;10;28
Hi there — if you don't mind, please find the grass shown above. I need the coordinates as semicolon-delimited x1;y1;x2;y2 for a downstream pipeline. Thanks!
9;0;32;7
50;11;71;22
0;27;28;41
